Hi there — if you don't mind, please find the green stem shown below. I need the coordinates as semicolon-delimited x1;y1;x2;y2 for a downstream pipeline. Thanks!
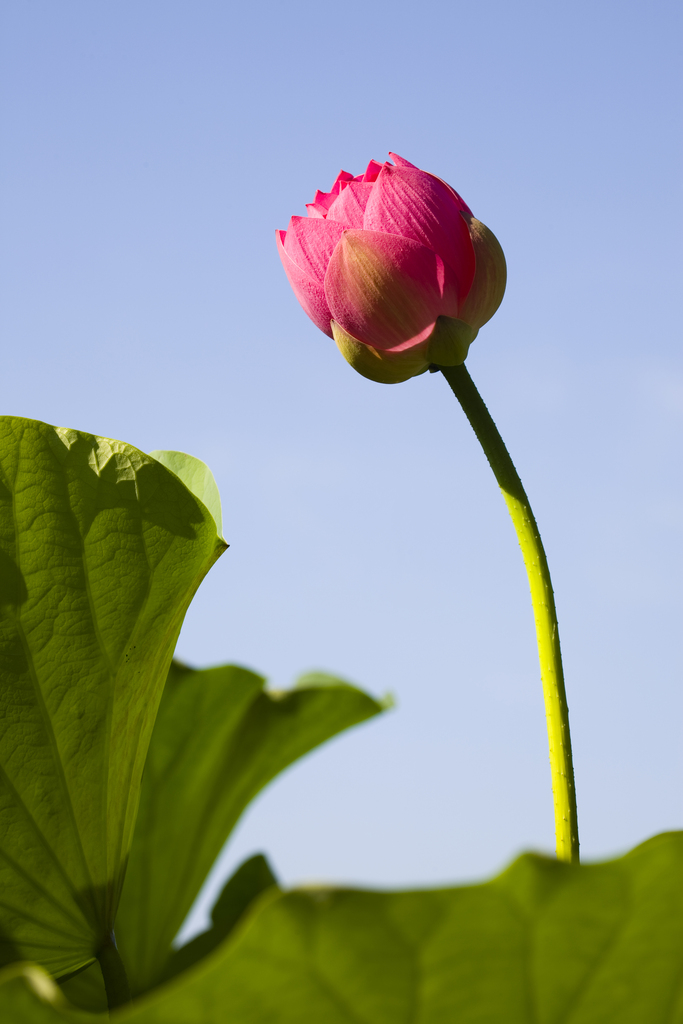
96;933;131;1013
440;363;579;864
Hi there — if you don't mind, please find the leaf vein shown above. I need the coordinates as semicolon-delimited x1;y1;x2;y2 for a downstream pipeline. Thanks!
0;894;86;944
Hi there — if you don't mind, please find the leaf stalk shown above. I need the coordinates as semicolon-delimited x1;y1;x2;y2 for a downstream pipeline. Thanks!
97;933;132;1013
440;363;579;863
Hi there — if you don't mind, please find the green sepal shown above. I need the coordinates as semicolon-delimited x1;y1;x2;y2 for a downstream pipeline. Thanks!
426;315;477;366
458;216;507;331
332;320;431;383
332;316;476;385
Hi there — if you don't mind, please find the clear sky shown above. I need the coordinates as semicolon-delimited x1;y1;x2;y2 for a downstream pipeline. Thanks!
1;0;681;937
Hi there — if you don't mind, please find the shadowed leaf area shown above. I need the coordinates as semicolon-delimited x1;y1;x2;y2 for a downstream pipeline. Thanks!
61;660;387;1009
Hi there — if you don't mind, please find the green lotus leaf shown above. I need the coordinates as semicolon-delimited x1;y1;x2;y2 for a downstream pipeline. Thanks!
0;418;226;978
148;451;223;541
160;853;278;984
112;660;387;996
108;831;683;1023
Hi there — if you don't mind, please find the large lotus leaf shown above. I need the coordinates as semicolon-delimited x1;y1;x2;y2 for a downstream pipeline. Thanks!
95;831;683;1023
111;661;387;996
0;418;226;978
8;833;683;1022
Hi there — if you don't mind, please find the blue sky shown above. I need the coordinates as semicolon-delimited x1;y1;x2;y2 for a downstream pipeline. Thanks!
1;0;681;936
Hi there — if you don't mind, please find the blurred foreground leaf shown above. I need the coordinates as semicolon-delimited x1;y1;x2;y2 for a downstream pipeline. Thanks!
116;831;683;1023
0;964;95;1022
8;831;683;1020
0;418;225;978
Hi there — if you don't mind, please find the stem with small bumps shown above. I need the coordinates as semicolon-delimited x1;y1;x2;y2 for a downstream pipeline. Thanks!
440;362;579;863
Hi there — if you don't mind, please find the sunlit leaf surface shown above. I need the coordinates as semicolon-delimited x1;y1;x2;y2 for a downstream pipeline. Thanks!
114;661;387;995
0;418;225;977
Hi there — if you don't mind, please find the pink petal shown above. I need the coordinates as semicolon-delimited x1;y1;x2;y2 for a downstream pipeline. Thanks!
334;170;355;186
309;189;338;213
429;173;473;216
305;203;328;218
276;230;334;337
363;165;475;302
324;229;460;352
362;159;384;183
283;216;346;286
388;152;417;169
325;183;374;228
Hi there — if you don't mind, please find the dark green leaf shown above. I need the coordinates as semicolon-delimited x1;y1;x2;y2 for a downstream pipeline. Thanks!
0;418;225;978
57;962;107;1016
162;854;278;982
113;660;387;995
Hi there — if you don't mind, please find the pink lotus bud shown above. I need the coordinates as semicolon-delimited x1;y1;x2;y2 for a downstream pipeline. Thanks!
277;154;506;383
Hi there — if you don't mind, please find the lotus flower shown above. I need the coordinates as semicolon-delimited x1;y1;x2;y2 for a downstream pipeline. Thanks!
276;153;506;383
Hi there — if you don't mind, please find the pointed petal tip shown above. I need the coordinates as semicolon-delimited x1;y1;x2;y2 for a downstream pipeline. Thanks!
363;159;384;183
388;152;417;169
